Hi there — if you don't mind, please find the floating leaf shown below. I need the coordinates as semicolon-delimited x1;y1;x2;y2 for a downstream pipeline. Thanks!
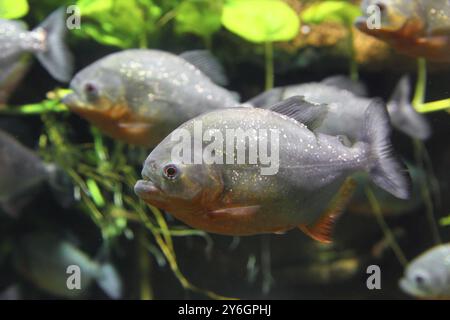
301;1;361;27
222;0;300;43
175;0;222;38
74;0;162;48
0;0;29;19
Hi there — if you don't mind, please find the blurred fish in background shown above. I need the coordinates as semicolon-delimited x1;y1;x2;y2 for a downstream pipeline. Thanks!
13;232;122;299
0;129;67;217
63;49;239;147
248;75;431;140
0;8;73;106
399;243;450;299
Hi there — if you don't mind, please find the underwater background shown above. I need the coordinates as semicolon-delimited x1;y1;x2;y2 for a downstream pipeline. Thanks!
0;0;449;300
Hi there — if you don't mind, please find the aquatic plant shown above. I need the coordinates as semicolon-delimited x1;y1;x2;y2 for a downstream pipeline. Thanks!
0;0;29;19
174;0;223;49
301;0;361;80
73;0;162;48
222;0;299;89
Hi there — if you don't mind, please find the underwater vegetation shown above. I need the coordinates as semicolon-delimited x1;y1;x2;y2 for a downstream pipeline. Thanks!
0;0;449;300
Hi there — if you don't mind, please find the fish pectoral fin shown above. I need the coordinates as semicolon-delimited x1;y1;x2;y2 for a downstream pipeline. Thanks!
269;96;327;130
179;50;228;86
207;205;261;219
299;178;357;243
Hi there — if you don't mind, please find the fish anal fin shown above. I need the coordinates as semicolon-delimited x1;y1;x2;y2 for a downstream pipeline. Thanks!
299;218;334;243
299;178;356;243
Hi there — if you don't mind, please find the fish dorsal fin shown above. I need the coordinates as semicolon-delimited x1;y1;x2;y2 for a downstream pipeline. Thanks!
321;75;368;97
180;50;228;86
299;178;356;243
270;96;327;130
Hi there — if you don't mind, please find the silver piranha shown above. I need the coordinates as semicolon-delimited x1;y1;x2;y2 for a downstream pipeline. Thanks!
0;8;73;106
63;49;240;147
248;75;431;140
135;97;410;242
0;130;60;216
14;233;122;299
400;243;450;299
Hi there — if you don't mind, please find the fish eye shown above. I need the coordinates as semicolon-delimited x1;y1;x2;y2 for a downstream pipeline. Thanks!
163;164;179;180
412;271;429;287
84;82;99;99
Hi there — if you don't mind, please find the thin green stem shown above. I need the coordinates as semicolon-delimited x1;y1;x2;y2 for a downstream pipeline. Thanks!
264;41;274;90
365;187;408;267
137;227;153;300
348;27;358;82
416;99;450;113
413;140;442;245
413;58;427;108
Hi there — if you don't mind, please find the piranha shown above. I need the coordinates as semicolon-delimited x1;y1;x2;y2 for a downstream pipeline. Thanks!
13;233;122;299
248;75;431;141
63;49;239;147
135;97;410;242
0;8;74;106
0;129;62;216
399;243;450;299
356;0;450;62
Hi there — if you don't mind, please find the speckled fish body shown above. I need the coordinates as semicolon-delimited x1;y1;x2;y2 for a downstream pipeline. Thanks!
135;98;409;239
0;130;49;205
400;244;450;299
248;76;431;140
0;9;73;107
356;0;450;62
14;233;122;299
63;49;239;147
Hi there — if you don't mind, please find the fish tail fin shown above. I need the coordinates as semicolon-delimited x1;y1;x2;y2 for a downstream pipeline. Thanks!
362;99;411;199
34;8;73;82
97;263;122;300
387;76;431;140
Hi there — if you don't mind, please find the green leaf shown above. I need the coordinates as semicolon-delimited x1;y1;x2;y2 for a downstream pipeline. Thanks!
87;178;106;207
175;0;222;38
0;0;29;19
301;1;361;27
440;215;450;227
74;0;162;48
222;0;300;43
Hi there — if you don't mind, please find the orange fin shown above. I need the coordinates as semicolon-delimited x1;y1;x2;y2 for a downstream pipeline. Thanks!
299;178;356;243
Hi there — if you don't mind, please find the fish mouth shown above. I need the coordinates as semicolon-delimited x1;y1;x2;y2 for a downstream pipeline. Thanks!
399;278;425;298
134;179;161;202
62;92;88;110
